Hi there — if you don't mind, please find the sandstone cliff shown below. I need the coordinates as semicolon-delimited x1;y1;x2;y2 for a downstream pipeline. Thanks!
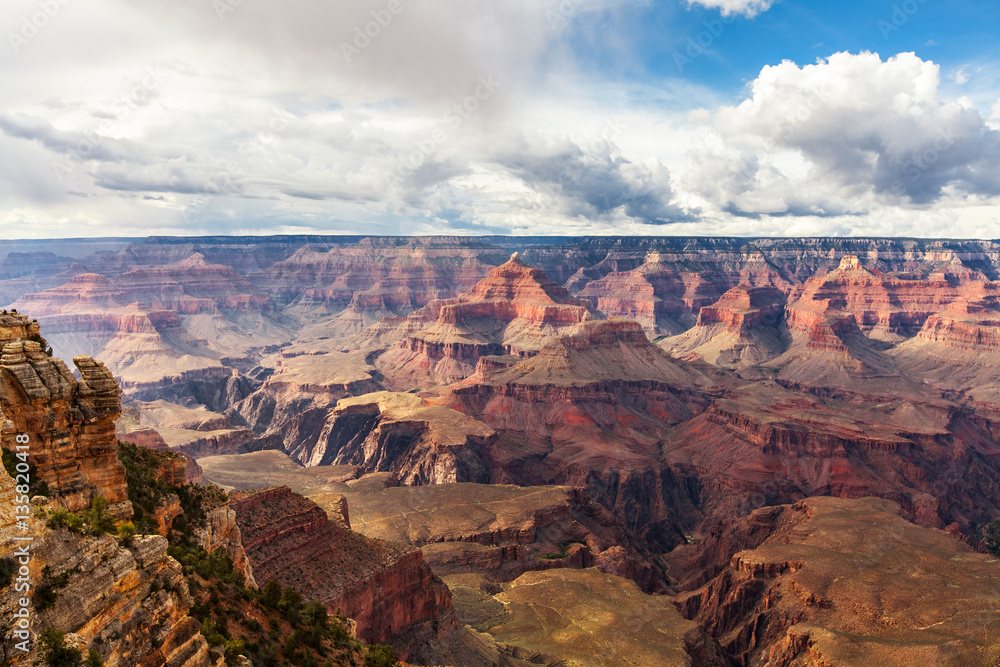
0;464;222;667
0;313;130;518
674;496;1000;666
228;486;456;659
375;254;599;389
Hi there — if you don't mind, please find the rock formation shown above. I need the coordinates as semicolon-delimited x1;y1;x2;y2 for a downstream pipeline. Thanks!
0;465;221;667
675;496;1000;666
375;255;598;389
663;286;788;368
228;486;455;658
0;313;130;518
323;480;664;592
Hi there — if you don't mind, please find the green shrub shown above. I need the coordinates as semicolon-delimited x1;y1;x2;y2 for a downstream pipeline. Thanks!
117;522;136;545
85;650;103;667
364;645;398;667
38;628;83;667
983;520;1000;557
35;566;73;612
262;579;282;608
0;557;15;590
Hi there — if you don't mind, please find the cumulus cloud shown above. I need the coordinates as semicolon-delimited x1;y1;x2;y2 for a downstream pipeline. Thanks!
685;52;1000;217
686;0;775;18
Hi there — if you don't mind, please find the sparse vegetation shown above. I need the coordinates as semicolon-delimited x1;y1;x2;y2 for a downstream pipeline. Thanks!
982;520;1000;557
35;566;74;612
38;628;82;666
45;497;117;538
0;557;15;590
538;540;589;560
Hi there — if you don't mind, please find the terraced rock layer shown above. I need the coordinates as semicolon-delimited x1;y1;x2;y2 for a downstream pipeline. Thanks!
228;486;455;656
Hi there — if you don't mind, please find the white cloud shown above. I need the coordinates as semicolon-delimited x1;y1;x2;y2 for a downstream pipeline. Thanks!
950;66;971;85
686;0;775;18
684;52;1000;217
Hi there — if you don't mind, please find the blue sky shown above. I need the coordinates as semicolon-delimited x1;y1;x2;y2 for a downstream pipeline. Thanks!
1;0;999;238
577;0;1000;99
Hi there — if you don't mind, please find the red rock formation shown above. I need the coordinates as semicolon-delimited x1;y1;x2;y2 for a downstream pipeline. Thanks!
228;486;455;656
576;250;793;336
661;381;1000;536
255;238;507;311
663;286;787;368
375;254;599;389
0;313;130;518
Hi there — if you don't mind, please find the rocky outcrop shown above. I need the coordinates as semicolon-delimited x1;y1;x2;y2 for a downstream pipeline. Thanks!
198;504;257;589
232;350;383;459
0;315;130;518
375;255;599;389
330;481;665;592
289;392;495;484
674;497;1000;666
663;286;788;368
228;486;455;657
0;460;220;667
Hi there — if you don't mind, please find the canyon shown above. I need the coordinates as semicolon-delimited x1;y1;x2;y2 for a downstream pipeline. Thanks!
5;235;1000;665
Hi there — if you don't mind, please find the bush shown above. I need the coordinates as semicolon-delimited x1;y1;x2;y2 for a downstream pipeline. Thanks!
38;628;83;667
35;566;73;612
983;520;1000;557
0;557;15;590
364;645;398;667
262;579;282;608
83;497;117;536
117;522;136;545
85;650;103;667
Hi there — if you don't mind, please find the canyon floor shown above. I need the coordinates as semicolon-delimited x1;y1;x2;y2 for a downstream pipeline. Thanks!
6;235;1000;666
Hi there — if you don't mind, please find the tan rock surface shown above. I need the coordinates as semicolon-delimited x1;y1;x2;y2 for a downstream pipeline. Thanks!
677;496;1000;666
449;568;723;666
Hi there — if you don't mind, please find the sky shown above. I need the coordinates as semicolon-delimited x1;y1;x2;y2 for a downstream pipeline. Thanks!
1;0;999;239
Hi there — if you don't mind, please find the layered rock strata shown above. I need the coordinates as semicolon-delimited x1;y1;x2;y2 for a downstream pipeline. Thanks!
0;314;130;518
663;286;788;368
675;497;1000;666
0;465;220;667
375;254;598;389
228;486;455;657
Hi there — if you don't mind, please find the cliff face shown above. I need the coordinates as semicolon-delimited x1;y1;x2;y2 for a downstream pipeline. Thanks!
662;286;788;368
375;255;598;389
0;314;129;518
34;531;220;667
674;497;1000;666
228;486;455;657
281;391;494;484
0;465;221;667
330;481;667;593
